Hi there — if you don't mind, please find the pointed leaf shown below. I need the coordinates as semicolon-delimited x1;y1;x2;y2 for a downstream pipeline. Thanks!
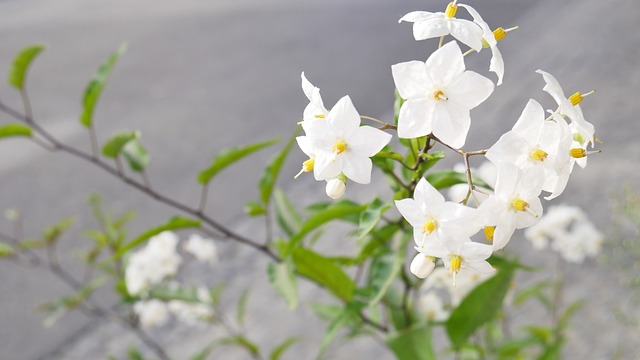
356;198;390;243
258;129;298;204
80;44;126;127
387;325;436;360
369;234;410;307
0;124;32;139
102;131;138;158
269;337;299;360
122;138;149;172
244;201;266;217
292;248;355;302
198;137;279;184
274;188;302;237
9;44;45;89
267;262;298;310
426;170;491;190
116;216;201;257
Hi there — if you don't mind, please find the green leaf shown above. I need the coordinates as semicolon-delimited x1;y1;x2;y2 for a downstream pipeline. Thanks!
122;138;149;172
446;265;516;348
237;289;250;325
356;198;390;243
285;202;366;255
148;285;202;303
425;170;492;190
267;262;298;310
0;124;32;139
43;217;76;244
418;151;445;172
373;150;404;162
274;188;302;237
269;337;299;360
217;336;261;357
0;243;15;257
198;137;280;185
244;201;266;217
292;248;355;302
102;131;138;158
316;302;364;359
80;44;126;127
9;44;45;89
387;325;436;360
127;347;145;360
116;216;201;258
258;129;298;204
368;234;410;307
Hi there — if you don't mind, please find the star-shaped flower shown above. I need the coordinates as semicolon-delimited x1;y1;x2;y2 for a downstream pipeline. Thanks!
392;41;494;148
418;238;495;286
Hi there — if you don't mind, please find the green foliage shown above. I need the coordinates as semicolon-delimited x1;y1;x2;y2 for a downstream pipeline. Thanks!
116;216;201;257
316;302;365;359
0;123;32;139
258;129;297;205
292;248;355;302
122;138;150;172
367;234;410;307
446;263;516;348
0;242;15;257
9;44;44;89
237;289;250;325
198;137;279;185
387;324;436;360
102;131;138;158
267;262;298;310
244;201;266;216
269;337;299;360
39;278;106;327
274;188;302;237
426;170;492;190
127;347;146;360
43;217;76;245
80;44;126;127
356;198;390;242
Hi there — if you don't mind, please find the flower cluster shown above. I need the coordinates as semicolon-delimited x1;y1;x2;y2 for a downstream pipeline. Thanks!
524;204;604;263
294;1;600;285
125;231;218;328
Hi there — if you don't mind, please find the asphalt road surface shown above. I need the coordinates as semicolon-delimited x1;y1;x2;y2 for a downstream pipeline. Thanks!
1;0;639;358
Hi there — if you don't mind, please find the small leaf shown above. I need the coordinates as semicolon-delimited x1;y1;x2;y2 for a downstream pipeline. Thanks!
373;150;404;162
127;347;145;360
102;131;138;158
43;217;76;244
217;336;261;357
368;234;410;307
122;138;149;172
316;302;364;359
258;129;298;204
274;188;302;237
0;124;32;139
80;44;126;127
237;289;250;325
426;170;491;190
387;325;436;360
244;201;266;217
269;337;299;360
446;264;516;348
9;44;45;89
0;243;15;257
356;198;390;243
116;216;201;258
418;151;445;173
267;262;298;310
292;248;355;302
198;137;280;185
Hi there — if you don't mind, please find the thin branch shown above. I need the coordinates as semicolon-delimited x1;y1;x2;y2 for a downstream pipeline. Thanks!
198;184;209;214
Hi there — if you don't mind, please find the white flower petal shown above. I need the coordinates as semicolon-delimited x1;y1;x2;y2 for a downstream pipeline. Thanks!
296;136;314;158
426;41;465;86
512;99;545;136
494;162;521;198
396;198;426;228
397;98;436;139
412;16;450;41
464;260;496;274
414;178;446;214
392;60;430;100
313;152;342;181
399;11;437;23
431;101;470;149
327;96;361;138
492;219;516;251
349;126;392;158
536;69;566;106
342;153;372;184
448;19;484;51
489;45;504;85
447;70;494;110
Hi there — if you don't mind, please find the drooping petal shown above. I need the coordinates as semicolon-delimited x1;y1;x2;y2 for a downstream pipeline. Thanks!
301;72;327;121
447;70;494;110
448;19;484;51
348;126;392;158
327;96;361;138
491;218;516;251
489;44;505;85
392;61;430;100
426;41;466;86
396;198;426;228
397;98;436;139
399;11;438;23
342;153;372;184
412;15;450;41
457;4;495;46
301;72;315;101
536;70;566;106
431;101;470;149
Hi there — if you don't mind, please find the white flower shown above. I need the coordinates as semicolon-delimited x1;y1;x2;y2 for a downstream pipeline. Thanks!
301;95;392;184
395;177;480;248
325;176;346;199
399;2;484;51
485;99;572;200
168;300;214;326
183;233;218;264
536;70;596;148
134;300;169;328
417;292;449;321
301;72;328;121
392;41;494;148
478;163;545;251
419;238;495;286
410;253;436;279
125;231;182;295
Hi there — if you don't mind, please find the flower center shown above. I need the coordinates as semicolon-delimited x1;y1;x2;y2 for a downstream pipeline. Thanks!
569;92;583;106
314;114;326;119
511;198;529;212
493;27;507;41
302;158;315;172
484;226;495;242
529;149;548;162
445;2;458;18
421;218;438;235
433;90;448;101
570;148;586;159
333;140;347;154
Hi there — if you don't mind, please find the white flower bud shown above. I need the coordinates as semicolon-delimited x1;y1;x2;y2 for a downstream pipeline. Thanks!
410;253;435;279
325;178;346;199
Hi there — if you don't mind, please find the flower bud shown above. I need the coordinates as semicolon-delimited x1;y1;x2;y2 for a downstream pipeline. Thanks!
410;253;435;279
325;178;346;199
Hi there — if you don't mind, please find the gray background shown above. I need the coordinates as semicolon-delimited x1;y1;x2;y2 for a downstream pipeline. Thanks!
1;0;639;358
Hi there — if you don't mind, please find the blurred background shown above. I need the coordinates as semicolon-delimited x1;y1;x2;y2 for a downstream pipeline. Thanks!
1;0;639;358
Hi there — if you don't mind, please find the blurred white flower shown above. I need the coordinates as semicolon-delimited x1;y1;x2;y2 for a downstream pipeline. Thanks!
184;233;218;264
125;231;182;295
134;300;169;328
417;292;449;322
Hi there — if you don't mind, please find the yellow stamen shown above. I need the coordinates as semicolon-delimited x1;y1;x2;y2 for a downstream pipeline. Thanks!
569;92;583;106
433;90;448;101
450;255;462;287
530;149;548;162
484;226;495;242
445;2;458;18
421;219;438;235
511;199;529;212
294;158;315;179
570;148;586;159
333;141;347;154
493;27;507;41
314;114;326;119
